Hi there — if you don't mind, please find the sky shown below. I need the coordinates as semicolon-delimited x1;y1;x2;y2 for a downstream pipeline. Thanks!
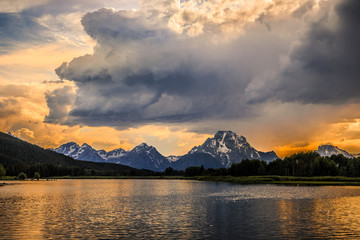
1;0;360;157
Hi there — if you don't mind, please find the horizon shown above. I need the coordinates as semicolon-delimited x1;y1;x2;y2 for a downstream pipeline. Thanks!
1;0;360;158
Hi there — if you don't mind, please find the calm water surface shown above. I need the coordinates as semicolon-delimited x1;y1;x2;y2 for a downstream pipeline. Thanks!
2;179;360;239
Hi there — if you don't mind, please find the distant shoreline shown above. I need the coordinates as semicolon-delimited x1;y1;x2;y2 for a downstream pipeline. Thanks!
3;175;360;186
194;175;360;186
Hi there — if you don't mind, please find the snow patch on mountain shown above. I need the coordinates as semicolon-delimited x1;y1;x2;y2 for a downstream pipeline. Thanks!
189;130;278;167
316;145;354;158
166;155;180;162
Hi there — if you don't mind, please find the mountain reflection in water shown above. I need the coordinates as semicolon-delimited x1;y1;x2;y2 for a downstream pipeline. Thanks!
1;179;360;239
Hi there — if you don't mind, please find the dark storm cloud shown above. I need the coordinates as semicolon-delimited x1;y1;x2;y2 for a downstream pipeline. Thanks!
55;58;250;126
248;0;360;105
47;1;328;127
49;6;275;127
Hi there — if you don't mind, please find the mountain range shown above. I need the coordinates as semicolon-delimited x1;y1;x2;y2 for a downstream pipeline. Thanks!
315;144;355;159
51;131;360;172
51;130;279;171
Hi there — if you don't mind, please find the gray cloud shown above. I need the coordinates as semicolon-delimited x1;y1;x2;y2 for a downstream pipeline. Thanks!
49;5;289;127
48;1;347;128
0;12;53;53
44;86;75;125
42;80;65;84
247;0;360;105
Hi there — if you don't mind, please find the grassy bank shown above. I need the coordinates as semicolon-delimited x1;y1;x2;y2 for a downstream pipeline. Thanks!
194;175;360;185
0;176;17;180
48;175;194;180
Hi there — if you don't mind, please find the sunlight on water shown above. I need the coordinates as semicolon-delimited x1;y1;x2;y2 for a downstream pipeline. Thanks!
2;180;360;239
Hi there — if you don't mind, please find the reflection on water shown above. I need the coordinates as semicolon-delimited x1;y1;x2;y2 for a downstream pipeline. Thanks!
2;180;360;239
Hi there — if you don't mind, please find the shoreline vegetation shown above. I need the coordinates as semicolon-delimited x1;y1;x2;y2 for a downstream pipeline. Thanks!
4;175;360;186
194;175;360;186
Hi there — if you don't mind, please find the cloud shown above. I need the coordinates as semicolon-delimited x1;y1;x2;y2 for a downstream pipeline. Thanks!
0;12;54;53
0;0;48;13
246;0;360;105
44;86;75;125
46;0;360;142
22;0;139;16
0;84;32;98
171;0;317;36
0;99;19;118
50;0;318;127
42;80;65;84
0;0;138;54
13;128;35;140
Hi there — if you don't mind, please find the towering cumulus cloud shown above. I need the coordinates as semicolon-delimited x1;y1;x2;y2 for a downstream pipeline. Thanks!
46;0;358;128
246;0;360;104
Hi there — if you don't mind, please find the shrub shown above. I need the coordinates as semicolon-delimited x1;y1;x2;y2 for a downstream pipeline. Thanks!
18;172;27;180
34;172;40;180
0;164;5;178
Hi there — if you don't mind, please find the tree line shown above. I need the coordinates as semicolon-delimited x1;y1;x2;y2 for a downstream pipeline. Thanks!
168;152;360;177
1;163;157;178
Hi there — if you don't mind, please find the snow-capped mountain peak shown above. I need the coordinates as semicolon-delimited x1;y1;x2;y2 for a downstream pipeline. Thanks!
189;130;277;167
53;142;80;156
316;145;354;158
134;143;150;150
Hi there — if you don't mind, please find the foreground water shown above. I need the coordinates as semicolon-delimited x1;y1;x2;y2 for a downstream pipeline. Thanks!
2;180;360;239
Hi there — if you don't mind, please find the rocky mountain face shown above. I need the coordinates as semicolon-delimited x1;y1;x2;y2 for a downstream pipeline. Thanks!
114;143;170;172
52;130;279;171
188;131;279;167
52;142;105;162
52;142;169;172
316;145;354;158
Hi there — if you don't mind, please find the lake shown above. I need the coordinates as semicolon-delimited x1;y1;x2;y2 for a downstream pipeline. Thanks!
2;179;360;239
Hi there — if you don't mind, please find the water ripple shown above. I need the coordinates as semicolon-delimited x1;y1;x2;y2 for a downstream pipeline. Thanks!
1;180;360;239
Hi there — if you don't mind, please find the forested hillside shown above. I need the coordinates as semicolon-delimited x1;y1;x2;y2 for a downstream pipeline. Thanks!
0;132;153;177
